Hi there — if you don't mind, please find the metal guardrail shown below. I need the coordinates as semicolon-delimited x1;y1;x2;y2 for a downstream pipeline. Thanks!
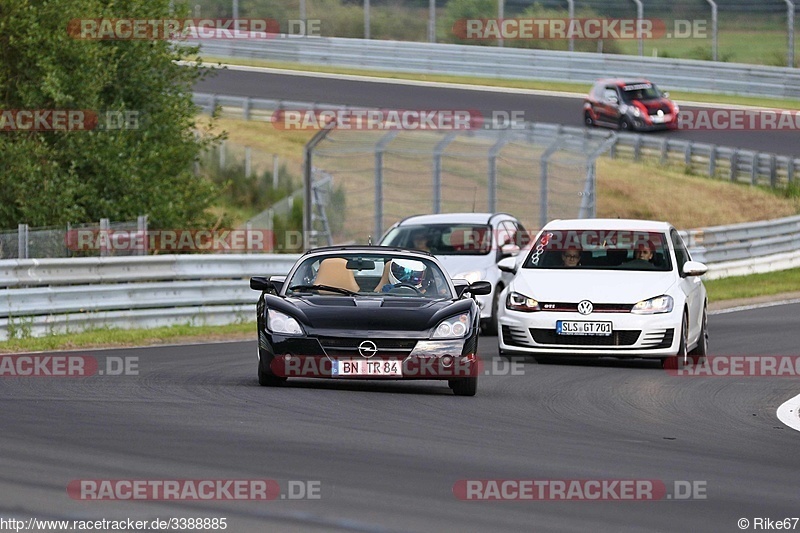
1;215;799;340
191;37;800;99
194;92;800;189
0;254;300;341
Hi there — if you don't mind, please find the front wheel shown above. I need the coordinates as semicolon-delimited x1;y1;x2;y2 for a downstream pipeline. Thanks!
258;360;287;387
619;116;634;131
584;111;595;127
660;313;689;369
450;377;477;396
688;305;708;362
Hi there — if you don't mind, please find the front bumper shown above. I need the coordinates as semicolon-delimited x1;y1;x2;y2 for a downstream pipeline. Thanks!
259;333;479;379
498;309;681;358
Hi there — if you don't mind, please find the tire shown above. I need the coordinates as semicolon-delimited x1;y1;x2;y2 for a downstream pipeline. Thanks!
258;359;286;387
482;286;501;336
688;305;708;363
450;377;477;397
660;312;689;369
584;111;595;127
619;116;634;131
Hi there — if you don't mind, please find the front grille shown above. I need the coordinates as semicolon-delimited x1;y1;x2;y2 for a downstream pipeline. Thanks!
539;302;633;313
530;329;640;346
318;337;417;357
501;326;531;347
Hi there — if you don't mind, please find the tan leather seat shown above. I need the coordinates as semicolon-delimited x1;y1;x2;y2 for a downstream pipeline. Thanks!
377;261;392;290
314;258;360;293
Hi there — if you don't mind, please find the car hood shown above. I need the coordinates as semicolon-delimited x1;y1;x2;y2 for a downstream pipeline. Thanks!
435;254;494;276
266;294;473;333
633;98;674;114
511;270;677;303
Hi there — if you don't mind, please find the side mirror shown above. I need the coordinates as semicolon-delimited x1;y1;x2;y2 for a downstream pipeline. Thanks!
500;243;520;259
663;91;670;98
453;279;469;298
682;261;708;277
497;256;518;274
466;280;492;296
250;276;277;292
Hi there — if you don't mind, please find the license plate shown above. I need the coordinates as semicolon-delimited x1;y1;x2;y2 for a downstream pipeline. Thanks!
556;321;612;336
332;359;403;377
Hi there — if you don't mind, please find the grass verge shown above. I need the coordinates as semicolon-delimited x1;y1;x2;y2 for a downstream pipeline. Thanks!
0;322;254;354
704;268;800;302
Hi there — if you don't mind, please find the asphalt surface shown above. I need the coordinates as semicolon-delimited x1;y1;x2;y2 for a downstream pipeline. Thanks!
196;68;800;157
2;303;800;532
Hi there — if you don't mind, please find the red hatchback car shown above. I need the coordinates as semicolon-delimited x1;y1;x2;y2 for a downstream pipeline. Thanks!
583;78;679;132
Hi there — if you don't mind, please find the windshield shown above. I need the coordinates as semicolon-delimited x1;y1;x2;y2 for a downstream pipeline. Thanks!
522;230;672;271
621;83;663;103
380;224;493;255
285;252;453;298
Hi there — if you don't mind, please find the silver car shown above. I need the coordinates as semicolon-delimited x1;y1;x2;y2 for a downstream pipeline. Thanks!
380;213;529;334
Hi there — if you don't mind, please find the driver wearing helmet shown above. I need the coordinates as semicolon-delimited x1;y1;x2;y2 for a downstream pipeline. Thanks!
381;258;445;295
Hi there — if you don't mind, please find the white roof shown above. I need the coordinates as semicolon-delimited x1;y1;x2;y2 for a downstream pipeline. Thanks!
542;218;673;232
398;213;511;226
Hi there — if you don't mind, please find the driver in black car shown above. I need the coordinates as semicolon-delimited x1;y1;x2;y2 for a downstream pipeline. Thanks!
381;259;446;296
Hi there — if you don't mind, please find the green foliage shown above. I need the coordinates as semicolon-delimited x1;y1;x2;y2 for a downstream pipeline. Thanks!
440;0;497;45
0;0;223;230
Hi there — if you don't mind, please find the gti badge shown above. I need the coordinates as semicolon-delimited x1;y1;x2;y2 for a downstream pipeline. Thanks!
358;340;378;358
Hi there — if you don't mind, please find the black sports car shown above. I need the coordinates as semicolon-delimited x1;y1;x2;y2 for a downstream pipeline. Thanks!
250;246;491;396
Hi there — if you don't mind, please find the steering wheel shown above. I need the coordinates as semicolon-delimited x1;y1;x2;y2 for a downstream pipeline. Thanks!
388;282;423;295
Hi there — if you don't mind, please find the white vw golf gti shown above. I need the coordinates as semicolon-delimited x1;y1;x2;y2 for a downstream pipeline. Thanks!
497;219;708;367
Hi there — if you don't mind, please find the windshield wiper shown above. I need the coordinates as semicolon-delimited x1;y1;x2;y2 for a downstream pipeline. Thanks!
288;284;359;296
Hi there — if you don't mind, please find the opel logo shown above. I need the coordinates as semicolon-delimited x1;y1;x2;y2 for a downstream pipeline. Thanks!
577;300;594;315
358;340;378;358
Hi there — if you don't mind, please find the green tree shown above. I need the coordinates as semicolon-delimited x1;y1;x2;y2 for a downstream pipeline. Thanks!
0;0;221;229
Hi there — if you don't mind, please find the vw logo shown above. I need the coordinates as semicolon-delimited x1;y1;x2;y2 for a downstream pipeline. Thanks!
358;340;378;358
577;300;594;315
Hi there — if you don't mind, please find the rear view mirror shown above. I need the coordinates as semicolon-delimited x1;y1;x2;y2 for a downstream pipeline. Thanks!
466;281;492;296
250;276;276;292
498;256;517;274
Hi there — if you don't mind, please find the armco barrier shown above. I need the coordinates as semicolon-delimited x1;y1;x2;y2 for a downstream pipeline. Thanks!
2;215;800;340
0;254;299;341
193;92;800;189
190;37;800;99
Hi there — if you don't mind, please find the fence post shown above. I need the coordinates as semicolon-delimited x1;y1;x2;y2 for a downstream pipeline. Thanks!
770;155;777;188
788;158;795;184
137;215;148;256
374;131;399;240
730;150;737;182
708;145;716;177
100;218;110;257
432;132;457;214
751;153;758;185
219;140;226;170
18;224;28;259
273;155;279;188
245;147;252;178
243;96;251;120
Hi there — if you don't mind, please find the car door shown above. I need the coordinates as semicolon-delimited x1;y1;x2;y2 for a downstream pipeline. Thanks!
599;86;622;125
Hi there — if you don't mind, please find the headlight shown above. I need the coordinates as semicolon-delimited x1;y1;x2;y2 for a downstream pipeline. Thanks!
506;291;540;312
267;309;304;336
632;107;641;117
631;295;673;315
455;270;484;284
433;313;470;338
